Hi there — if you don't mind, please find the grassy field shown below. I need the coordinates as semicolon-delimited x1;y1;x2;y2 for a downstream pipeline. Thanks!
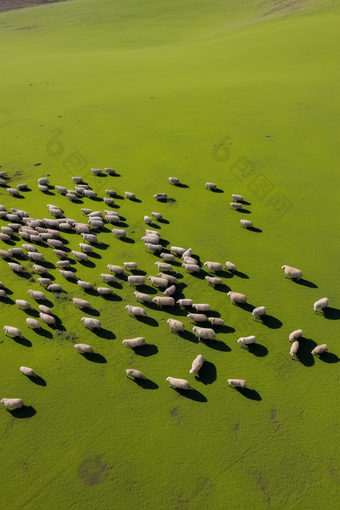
1;1;340;509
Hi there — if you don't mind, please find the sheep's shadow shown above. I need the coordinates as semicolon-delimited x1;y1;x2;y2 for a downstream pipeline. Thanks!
129;197;142;203
237;302;255;313
82;352;107;363
82;307;100;317
175;183;189;188
234;270;249;279
0;286;13;295
132;344;158;357
261;314;283;329
2;297;15;304
92;329;115;340
35;328;53;339
247;227;262;233
27;375;46;386
130;378;159;390
120;237;135;244
324;307;340;320
195;360;217;385
214;284;232;294
8;406;37;418
213;325;235;335
12;336;32;347
158;218;170;224
136;316;159;327
295;279;318;289
99;294;122;302
177;330;198;343
173;387;207;402
246;343;268;357
295;338;316;366
78;259;96;269
201;339;231;352
318;352;340;364
235;207;251;214
88;251;101;259
128;269;147;276
235;387;261;401
94;243;110;251
211;188;224;193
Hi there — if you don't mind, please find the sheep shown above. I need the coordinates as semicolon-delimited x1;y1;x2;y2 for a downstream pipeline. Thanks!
126;369;146;379
151;212;162;220
44;219;60;228
39;313;56;326
74;343;94;354
167;318;185;333
19;231;31;241
97;287;114;296
81;208;92;216
0;179;6;186
164;285;176;296
152;296;175;308
8;262;23;273
83;190;97;199
16;299;31;310
184;257;199;265
232;194;243;202
91;168;103;176
0;289;6;298
56;185;67;194
227;291;247;305
107;264;124;274
160;253;175;262
47;284;63;292
192;303;210;312
240;219;253;228
77;280;95;290
228;379;246;389
230;202;242;209
252;306;266;321
72;298;92;309
203;261;223;272
88;219;104;229
205;276;223;287
187;313;207;323
26;318;41;329
128;275;146;287
81;233;100;244
144;216;153;224
81;317;101;330
226;261;237;273
12;208;29;218
27;252;45;262
100;273;117;283
205;182;216;190
313;298;329;313
1;227;13;236
290;341;299;358
0;250;13;260
123;337;146;348
30;234;43;243
0;398;23;410
169;177;180;185
47;239;64;249
0;171;8;177
182;263;200;273
8;222;23;231
72;251;88;262
311;344;328;356
22;244;37;253
59;270;78;280
176;299;193;308
145;243;163;253
38;178;49;185
28;289;46;301
56;260;70;268
72;176;83;184
106;189;117;197
88;211;104;219
289;329;303;342
3;326;23;338
192;326;215;341
157;273;177;284
59;223;73;231
124;262;138;270
147;276;169;288
166;377;191;390
155;262;173;272
189;355;204;375
39;305;53;315
105;210;119;219
0;233;11;242
237;336;256;347
141;236;160;245
76;224;91;235
171;246;186;256
125;305;147;317
153;193;167;200
32;264;49;275
112;229;127;238
53;249;69;260
132;292;150;304
281;265;303;281
78;243;92;254
7;188;20;196
125;192;135;200
208;317;225;326
105;168;116;175
145;230;160;237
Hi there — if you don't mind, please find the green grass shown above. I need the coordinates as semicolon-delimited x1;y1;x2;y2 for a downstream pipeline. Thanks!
1;1;340;509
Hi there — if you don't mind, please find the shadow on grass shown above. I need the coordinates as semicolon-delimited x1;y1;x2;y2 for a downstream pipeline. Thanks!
247;343;268;357
132;378;159;390
8;406;37;418
195;360;216;385
247;227;262;233
100;294;122;302
35;328;53;339
83;352;107;363
324;308;340;320
78;259;96;269
121;237;135;244
295;338;316;366
92;329;115;340
201;339;231;352
2;297;15;305
133;344;158;357
173;387;207;402
28;375;46;386
177;330;198;343
16;272;32;280
137;286;157;295
238;302;255;313
236;387;261;401
214;284;232;294
295;279;318;289
318;352;340;364
262;314;283;329
130;197;142;203
158;218;170;224
136;315;159;327
1;286;13;295
80;307;100;317
88;251;101;260
128;269;147;276
94;243;110;251
214;325;235;334
13;336;32;347
211;188;224;193
175;183;189;188
234;270;249;279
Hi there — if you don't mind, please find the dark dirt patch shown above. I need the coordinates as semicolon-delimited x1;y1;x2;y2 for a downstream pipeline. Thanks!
258;0;309;18
0;0;69;13
79;455;112;486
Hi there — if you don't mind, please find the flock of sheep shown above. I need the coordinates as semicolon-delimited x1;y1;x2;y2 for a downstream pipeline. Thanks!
0;170;334;409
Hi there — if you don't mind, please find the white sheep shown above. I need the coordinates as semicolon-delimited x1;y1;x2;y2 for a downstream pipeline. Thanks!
157;273;177;284
0;233;11;242
72;298;92;308
123;337;146;348
155;262;173;272
144;216;153;224
289;329;303;342
20;365;38;377
47;284;63;292
128;275;146;287
125;305;146;317
56;185;67;194
97;287;114;296
53;249;69;260
290;341;300;358
76;224;91;235
151;212;163;220
100;274;117;283
167;318;185;333
169;177;180;185
181;248;192;260
227;291;247;305
78;243;93;253
3;326;23;338
8;247;25;257
230;202;242;209
126;369;146;379
0;289;6;298
83;190;97;198
47;239;64;249
38;278;52;287
0;398;23;409
226;261;237;273
1;227;13;236
104;198;116;207
28;289;46;301
208;317;225;326
171;246;186;256
192;326;215;341
56;260;70;268
123;262;138;270
81;317;101;330
176;299;193;308
205;276;223;286
39;305;52;315
205;182;216;190
237;336;256;347
160;253;176;262
106;189;117;197
187;313;207;323
228;379;246;389
72;176;83;183
40;312;56;326
252;306;266;321
27;252;45;262
152;296;175;308
18;184;28;191
147;276;169;288
91;168;103;176
145;243;162;252
145;229;160;237
313;298;329;313
281;265;303;281
26;318;41;329
7;188;20;196
311;344;328;356
0;249;13;260
77;280;95;290
59;270;78;280
192;303;210;312
72;250;88;262
203;261;223;272
182;263;200;273
153;193;167;200
112;229;127;238
81;233;100;244
183;256;198;265
189;355;204;375
166;377;191;390
8;262;23;273
125;192;135;200
133;291;151;303
30;234;43;243
16;299;31;310
32;264;49;275
74;343;94;354
164;285;176;296
107;264;124;274
142;236;160;244
240;219;253;228
105;168;116;175
232;194;243;202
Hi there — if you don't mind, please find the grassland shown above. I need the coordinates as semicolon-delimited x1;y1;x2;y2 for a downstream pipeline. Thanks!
0;1;339;509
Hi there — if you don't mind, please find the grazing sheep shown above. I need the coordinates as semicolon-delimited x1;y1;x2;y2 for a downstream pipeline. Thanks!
97;287;114;296
189;355;204;375
144;216;153;224
184;257;199;266
126;369;146;379
27;252;45;262
167;318;185;333
169;177;180;185
74;343;94;354
227;291;247;305
145;230;160;237
72;251;88;262
76;224;91;235
153;193;167;200
176;299;193;308
47;284;63;292
0;233;11;242
39;278;53;287
160;253;175;262
148;276;169;288
56;260;70;268
19;231;31;241
205;276;223;287
281;265;303;281
123;337;146;348
59;222;73;231
81;317;101;330
141;236;160;244
78;243;93;253
3;326;23;338
7;188;20;196
166;377;191;390
228;379;246;389
187;313;207;323
171;246;186;256
155;262;173;272
182;263;200;273
226;261;237;273
107;264;124;274
181;248;192;260
83;190;97;199
152;296;175;309
100;274;117;283
81;233;99;244
26;318;41;329
39;313;56;326
77;280;95;290
47;239;64;249
30;234;43;243
0;250;13;260
8;248;25;258
72;176;83;184
1;227;13;236
230;202;242;209
32;264;49;275
44;219;60;229
151;212;162;220
145;243;163;253
105;207;119;216
232;194;243;202
59;270;78;280
125;192;135;200
192;303;210;312
0;289;6;298
38;178;49;185
28;289;46;301
128;275;146;287
112;229;127;238
8;262;23;273
53;249;69;260
164;285;176;296
106;189;117;197
124;262;138;270
252;306;266;321
240;219;253;228
16;299;31;310
125;305;146;317
88;219;104;229
290;341;299;358
72;298;92;309
313;298;329;313
81;208;92;216
205;182;216;190
157;273;177;284
0;398;23;410
133;291;151;303
91;168;103;176
39;305;52;315
192;326;215;341
289;329;303;342
237;336;256;347
208;317;225;326
105;168;116;175
311;344;328;356
22;244;37;252
203;261;223;273
55;186;67;194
